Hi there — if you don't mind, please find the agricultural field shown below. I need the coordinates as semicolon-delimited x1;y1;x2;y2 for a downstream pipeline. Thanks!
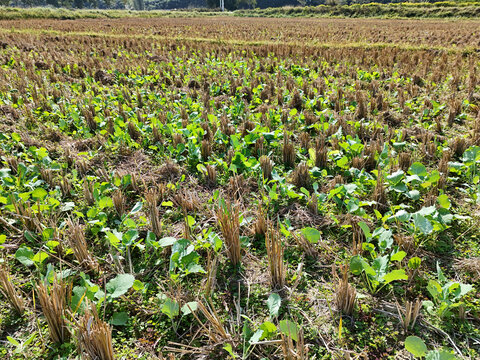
0;16;480;360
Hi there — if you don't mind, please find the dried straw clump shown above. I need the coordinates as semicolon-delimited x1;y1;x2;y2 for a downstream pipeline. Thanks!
173;190;200;213
36;276;70;344
283;132;295;168
266;224;285;290
191;300;231;345
455;257;480;280
76;303;115;360
112;189;126;217
0;264;25;314
216;200;241;267
67;220;98;272
281;323;307;360
291;162;311;189
396;298;422;332
259;155;273;180
254;202;267;238
334;264;356;316
145;186;162;237
206;165;217;186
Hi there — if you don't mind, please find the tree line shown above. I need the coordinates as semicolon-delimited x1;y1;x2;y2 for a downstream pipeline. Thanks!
2;0;455;11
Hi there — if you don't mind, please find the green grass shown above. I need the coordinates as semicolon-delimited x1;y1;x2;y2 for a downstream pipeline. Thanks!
2;2;480;20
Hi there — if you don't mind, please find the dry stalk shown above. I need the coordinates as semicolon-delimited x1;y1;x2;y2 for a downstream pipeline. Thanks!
36;276;70;344
259;155;273;180
145;186;162;237
396;298;422;332
11;197;42;233
253;202;267;238
216;200;241;267
60;178;72;197
292;232;318;258
76;302;115;360
455;257;480;280
206;165;217;186
291;162;311;189
204;253;218;298
266;224;285;290
112;189;126;217
83;179;94;206
334;264;356;316
0;264;25;314
173;190;200;213
191;300;231;345
283;132;295;168
67;220;98;272
281;325;307;360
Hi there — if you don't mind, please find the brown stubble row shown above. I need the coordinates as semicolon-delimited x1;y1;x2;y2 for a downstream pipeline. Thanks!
0;17;479;358
1;28;479;156
1;17;480;49
0;27;479;208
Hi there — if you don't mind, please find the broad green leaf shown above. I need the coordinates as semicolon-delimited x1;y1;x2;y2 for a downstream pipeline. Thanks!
392;209;411;222
279;320;299;342
223;343;236;358
32;187;47;201
358;222;371;239
267;293;281;318
259;321;277;340
7;336;20;347
409;162;427;177
382;269;408;284
133;280;144;291
405;336;428;357
437;194;451;209
300;227;321;244
462;145;480;164
162;298;179;319
378;230;393;250
386;170;404;185
181;301;198;315
32;251;49;264
98;196;113;209
60;202;75;212
158;237;176;247
412;214;433;235
391;251;407;262
427;280;442;299
106;274;135;298
350;255;375;277
24;333;36;347
129;201;143;215
15;246;34;267
249;329;264;345
111;312;129;326
186;263;205;274
106;231;121;248
425;350;456;360
408;257;422;270
187;215;196;227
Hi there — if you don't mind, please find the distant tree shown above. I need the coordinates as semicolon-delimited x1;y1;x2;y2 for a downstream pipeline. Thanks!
237;0;255;8
206;0;236;9
133;0;144;9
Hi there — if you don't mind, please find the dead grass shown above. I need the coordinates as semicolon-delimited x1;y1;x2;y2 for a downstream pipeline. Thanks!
216;199;241;267
396;298;422;333
333;264;356;316
76;303;115;360
67;220;98;272
266;224;285;290
0;263;25;314
36;276;70;344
